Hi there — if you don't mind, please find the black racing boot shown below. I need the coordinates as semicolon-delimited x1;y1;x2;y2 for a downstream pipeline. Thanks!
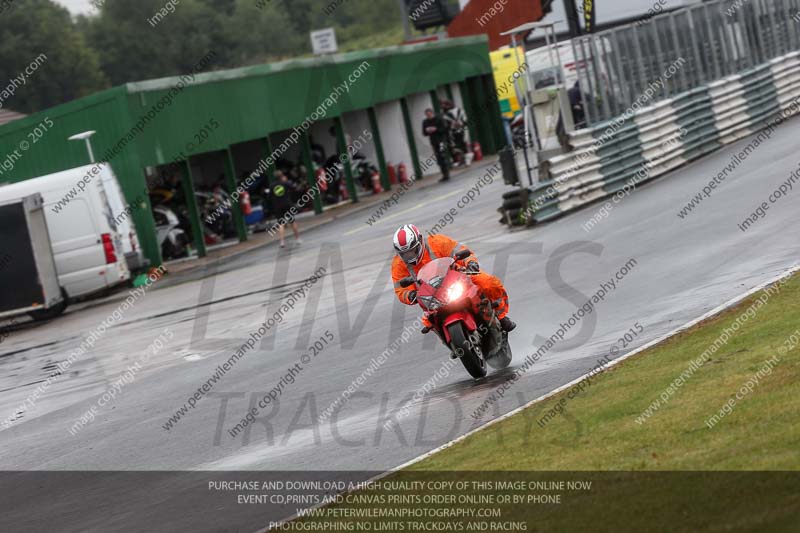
500;317;516;332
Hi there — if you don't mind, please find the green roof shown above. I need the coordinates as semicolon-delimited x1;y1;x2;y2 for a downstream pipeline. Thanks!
126;35;489;93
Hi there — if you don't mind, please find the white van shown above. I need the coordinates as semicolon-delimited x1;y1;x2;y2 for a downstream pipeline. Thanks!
97;165;149;273
0;163;139;300
525;41;580;90
525;38;617;95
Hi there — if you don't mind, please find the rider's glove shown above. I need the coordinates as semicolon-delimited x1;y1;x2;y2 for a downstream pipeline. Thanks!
407;290;417;305
466;261;480;274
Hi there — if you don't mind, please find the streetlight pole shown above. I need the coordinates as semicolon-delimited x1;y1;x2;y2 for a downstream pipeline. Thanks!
68;131;97;163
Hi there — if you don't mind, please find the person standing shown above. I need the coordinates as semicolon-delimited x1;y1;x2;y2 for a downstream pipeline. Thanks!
422;108;451;182
267;170;302;248
442;99;469;166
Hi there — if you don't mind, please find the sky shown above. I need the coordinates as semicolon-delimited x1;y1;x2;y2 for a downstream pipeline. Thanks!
53;0;694;22
54;0;94;15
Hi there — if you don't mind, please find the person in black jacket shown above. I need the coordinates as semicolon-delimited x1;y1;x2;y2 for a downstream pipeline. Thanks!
422;108;450;182
267;170;302;248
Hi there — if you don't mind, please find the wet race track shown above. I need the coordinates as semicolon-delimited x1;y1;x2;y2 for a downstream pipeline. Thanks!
0;119;798;532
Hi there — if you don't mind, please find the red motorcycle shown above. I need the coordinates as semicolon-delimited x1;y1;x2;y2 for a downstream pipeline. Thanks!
398;250;513;378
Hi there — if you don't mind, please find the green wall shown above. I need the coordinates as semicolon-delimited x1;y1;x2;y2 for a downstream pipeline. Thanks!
125;37;494;166
0;86;158;266
0;36;496;267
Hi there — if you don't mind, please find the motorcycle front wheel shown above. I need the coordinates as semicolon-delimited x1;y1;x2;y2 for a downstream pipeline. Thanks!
447;322;487;379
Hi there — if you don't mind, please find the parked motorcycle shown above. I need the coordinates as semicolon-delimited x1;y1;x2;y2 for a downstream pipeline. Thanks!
152;205;189;260
322;154;379;200
351;156;379;192
149;188;190;260
150;184;240;252
510;113;532;150
196;188;237;242
398;250;513;379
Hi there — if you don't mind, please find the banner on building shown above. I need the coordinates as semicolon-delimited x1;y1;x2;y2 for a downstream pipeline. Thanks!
583;0;596;33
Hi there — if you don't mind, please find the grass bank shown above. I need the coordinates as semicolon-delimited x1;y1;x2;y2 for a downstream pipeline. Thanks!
287;271;800;532
417;271;800;471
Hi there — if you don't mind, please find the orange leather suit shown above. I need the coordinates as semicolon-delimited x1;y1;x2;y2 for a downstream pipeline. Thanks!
391;234;509;327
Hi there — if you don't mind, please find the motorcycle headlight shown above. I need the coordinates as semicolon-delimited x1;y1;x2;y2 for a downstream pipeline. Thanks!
447;282;465;303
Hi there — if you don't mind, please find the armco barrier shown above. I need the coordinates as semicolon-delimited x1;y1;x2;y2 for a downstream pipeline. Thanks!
506;51;800;227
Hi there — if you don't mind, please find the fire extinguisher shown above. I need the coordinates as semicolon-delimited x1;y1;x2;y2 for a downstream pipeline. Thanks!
371;170;383;194
316;167;328;192
398;162;408;184
472;142;483;161
240;191;253;216
387;164;398;185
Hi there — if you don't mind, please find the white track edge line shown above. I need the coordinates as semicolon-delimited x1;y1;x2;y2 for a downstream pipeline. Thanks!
259;263;799;532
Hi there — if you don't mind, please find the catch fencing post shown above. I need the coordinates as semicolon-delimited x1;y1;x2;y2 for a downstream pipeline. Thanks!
572;37;595;126
702;3;722;80
668;13;688;93
687;7;707;86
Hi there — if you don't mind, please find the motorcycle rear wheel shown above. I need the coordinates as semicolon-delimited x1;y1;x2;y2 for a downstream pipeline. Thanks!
487;332;513;370
448;323;487;379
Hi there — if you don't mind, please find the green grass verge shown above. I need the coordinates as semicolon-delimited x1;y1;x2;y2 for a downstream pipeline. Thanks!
291;273;800;532
415;272;800;471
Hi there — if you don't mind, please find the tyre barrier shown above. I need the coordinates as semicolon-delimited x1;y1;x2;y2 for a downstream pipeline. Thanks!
497;187;530;227
498;51;800;228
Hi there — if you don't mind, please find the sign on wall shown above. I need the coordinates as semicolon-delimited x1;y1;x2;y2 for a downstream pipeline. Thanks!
310;28;339;55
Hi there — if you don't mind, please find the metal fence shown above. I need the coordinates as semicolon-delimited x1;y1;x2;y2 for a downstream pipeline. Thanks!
572;0;800;125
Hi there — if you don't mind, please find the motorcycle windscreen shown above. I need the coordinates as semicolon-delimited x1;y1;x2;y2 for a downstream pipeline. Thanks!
417;258;454;289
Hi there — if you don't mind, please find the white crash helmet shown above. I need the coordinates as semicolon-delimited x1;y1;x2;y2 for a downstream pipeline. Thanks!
393;224;424;265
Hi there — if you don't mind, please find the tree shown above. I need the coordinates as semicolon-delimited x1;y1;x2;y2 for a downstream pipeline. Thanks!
226;1;307;63
278;0;315;34
324;0;405;43
0;0;108;113
0;0;411;112
199;0;237;16
84;0;233;86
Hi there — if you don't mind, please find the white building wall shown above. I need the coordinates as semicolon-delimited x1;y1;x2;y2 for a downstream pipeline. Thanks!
374;100;413;178
341;110;378;164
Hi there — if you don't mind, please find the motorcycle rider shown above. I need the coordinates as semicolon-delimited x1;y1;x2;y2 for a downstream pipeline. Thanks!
391;224;516;333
